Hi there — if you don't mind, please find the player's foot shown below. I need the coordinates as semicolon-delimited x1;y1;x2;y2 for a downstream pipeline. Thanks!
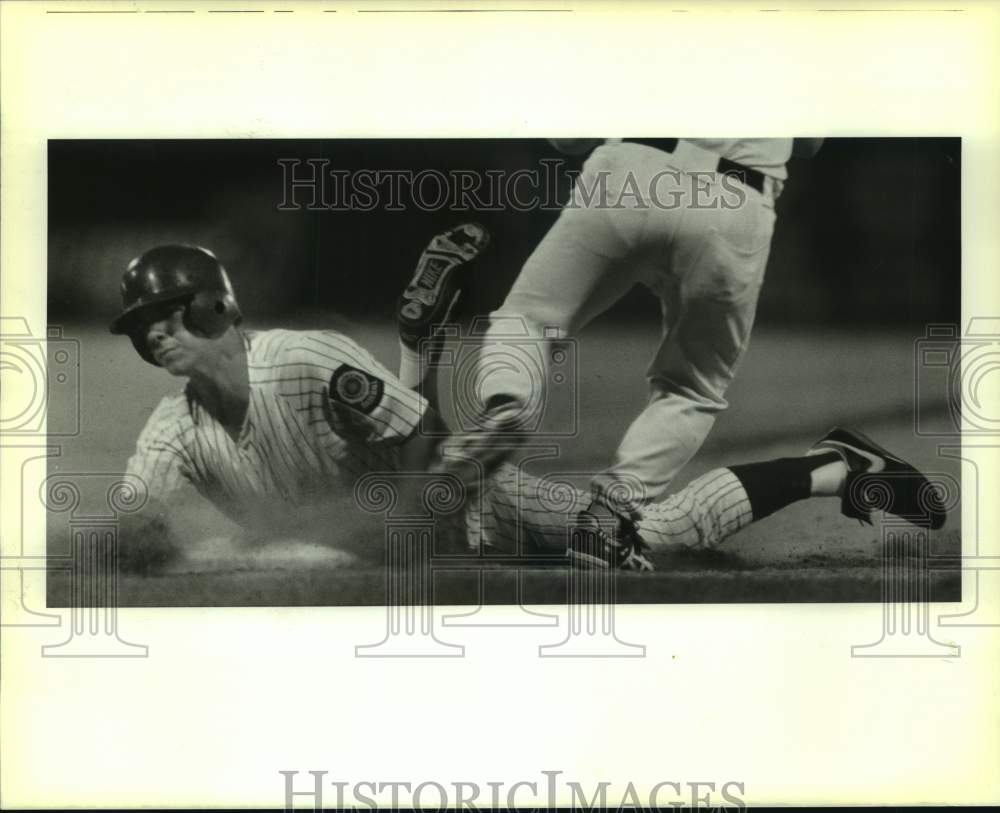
397;222;491;349
567;508;654;572
810;426;947;530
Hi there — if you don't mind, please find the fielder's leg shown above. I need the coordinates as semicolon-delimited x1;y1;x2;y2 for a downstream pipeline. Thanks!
440;148;669;496
476;146;655;416
597;177;777;505
440;206;644;487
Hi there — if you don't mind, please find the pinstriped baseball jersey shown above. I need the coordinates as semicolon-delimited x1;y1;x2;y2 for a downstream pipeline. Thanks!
126;328;426;526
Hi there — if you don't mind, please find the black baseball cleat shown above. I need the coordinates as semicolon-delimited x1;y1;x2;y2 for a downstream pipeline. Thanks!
567;509;654;572
811;426;947;530
397;223;491;349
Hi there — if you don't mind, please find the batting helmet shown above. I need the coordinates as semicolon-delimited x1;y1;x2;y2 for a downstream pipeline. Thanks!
109;245;242;366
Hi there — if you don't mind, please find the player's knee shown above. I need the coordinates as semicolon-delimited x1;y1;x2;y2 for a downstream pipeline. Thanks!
487;306;571;339
647;376;729;413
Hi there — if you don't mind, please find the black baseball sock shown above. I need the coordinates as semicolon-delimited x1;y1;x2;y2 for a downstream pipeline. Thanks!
729;452;842;520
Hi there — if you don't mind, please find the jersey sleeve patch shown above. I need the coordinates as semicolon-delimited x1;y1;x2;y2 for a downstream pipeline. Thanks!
329;364;384;415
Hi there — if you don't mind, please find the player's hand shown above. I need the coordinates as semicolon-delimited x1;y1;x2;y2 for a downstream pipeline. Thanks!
117;511;183;576
430;399;529;492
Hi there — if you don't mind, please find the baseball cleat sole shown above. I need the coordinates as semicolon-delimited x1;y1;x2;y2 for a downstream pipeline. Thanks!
398;222;491;349
811;426;947;530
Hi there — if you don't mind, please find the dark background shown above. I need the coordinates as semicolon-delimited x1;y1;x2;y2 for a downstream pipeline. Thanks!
48;138;960;329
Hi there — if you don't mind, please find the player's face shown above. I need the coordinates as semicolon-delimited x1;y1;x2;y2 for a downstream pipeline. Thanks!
140;303;218;376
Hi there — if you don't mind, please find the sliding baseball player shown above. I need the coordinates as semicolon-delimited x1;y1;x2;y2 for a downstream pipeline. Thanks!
111;226;943;575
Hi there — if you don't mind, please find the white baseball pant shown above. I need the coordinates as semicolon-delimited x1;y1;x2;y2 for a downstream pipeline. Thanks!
480;140;779;503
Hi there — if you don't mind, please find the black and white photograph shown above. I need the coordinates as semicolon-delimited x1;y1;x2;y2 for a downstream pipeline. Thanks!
3;2;998;810
46;136;962;606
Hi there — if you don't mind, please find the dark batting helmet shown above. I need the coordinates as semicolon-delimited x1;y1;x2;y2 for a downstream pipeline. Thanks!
109;245;242;366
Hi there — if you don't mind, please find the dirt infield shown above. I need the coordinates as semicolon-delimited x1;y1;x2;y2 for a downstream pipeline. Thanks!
45;322;962;606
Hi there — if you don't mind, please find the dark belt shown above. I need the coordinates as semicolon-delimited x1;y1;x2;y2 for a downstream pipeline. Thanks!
624;138;766;195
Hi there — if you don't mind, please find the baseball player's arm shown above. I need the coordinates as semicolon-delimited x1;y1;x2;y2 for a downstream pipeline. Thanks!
792;138;825;158
291;331;429;445
397;404;448;472
119;398;192;574
117;500;184;575
299;332;468;475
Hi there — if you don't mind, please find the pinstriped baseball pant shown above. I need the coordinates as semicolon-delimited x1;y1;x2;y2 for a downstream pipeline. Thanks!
467;463;754;554
480;142;777;503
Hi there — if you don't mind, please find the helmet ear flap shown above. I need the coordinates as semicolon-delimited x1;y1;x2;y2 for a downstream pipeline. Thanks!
186;289;242;338
129;332;160;366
